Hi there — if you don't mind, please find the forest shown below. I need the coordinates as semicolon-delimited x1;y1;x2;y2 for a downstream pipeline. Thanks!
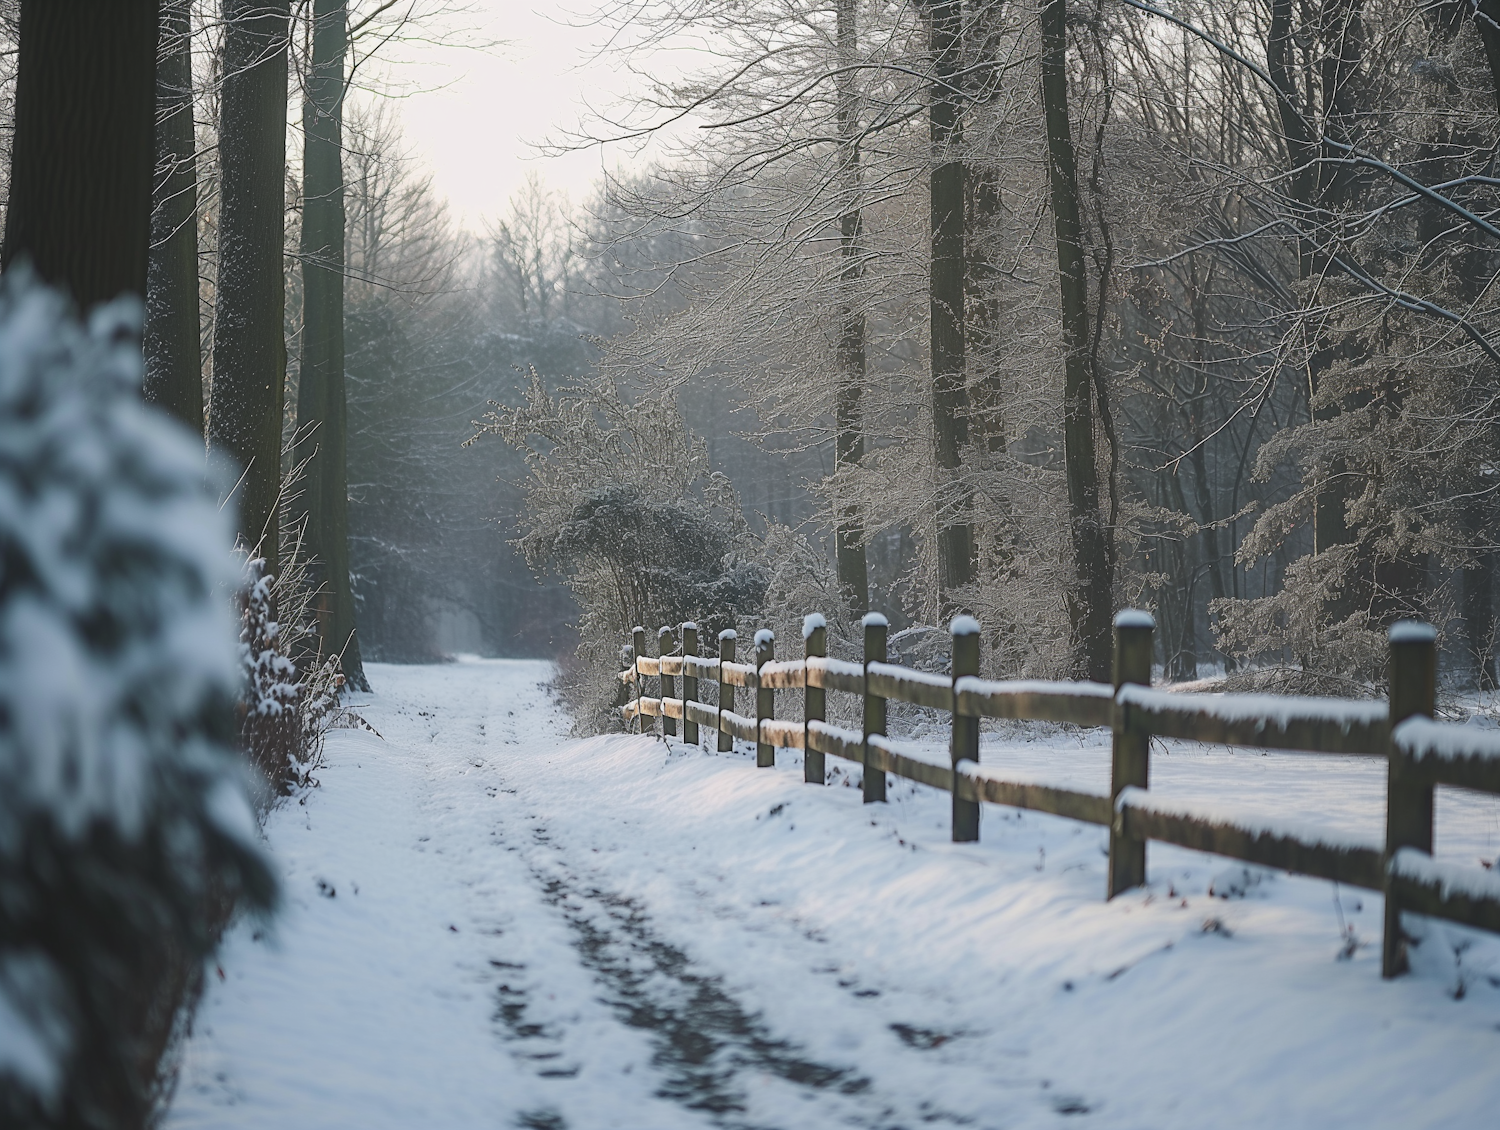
2;1;1500;1127
489;0;1500;727
9;2;1490;709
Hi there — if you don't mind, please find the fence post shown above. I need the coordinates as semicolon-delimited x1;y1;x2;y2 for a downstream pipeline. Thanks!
863;612;888;803
717;628;736;753
951;616;981;842
659;625;678;738
681;622;699;746
804;613;827;785
1108;609;1154;898
632;626;647;735
1382;620;1437;978
755;629;775;767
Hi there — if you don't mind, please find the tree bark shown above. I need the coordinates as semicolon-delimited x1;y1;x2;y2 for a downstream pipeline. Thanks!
1185;259;1234;671
1040;0;1113;680
1267;0;1316;280
924;0;974;616
1475;1;1500;111
1462;550;1496;690
966;0;1007;459
209;0;290;576
1;0;157;310
297;0;368;689
145;0;204;434
833;0;869;614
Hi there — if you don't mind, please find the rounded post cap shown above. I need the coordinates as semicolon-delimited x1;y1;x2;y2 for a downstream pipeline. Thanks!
950;614;981;636
861;612;889;629
718;628;737;641
632;626;646;635
680;620;698;631
802;612;826;637
754;628;774;647
657;625;675;639
1114;608;1156;630
1389;620;1436;645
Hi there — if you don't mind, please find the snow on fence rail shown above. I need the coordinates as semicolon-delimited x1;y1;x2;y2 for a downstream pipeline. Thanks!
619;613;1500;979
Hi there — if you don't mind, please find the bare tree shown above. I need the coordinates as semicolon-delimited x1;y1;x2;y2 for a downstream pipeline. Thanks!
146;0;203;432
2;0;157;309
209;0;291;572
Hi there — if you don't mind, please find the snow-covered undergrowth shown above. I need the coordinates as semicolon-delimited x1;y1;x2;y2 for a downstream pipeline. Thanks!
167;658;1499;1129
0;276;274;1126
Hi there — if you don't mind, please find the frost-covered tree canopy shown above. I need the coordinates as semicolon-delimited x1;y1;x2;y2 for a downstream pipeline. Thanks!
0;274;275;1126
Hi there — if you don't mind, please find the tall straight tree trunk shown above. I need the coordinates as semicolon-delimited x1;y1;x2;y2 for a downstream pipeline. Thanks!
1185;260;1234;670
924;0;974;616
966;0;1007;459
209;0;290;576
1;1;157;310
966;165;1003;454
297;0;368;689
1040;0;1112;680
145;0;203;433
833;0;869;614
1475;0;1500;109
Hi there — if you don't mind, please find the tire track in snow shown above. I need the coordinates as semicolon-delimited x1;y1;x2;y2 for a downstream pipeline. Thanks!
510;816;976;1130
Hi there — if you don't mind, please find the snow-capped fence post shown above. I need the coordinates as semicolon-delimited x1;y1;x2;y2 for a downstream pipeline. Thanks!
756;629;776;767
804;614;827;784
718;628;737;752
682;622;700;746
951;616;982;841
633;626;647;735
1382;621;1437;978
863;613;889;803
660;625;678;738
1108;610;1155;898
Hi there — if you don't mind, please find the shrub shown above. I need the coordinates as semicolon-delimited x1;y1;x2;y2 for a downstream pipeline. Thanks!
0;276;275;1127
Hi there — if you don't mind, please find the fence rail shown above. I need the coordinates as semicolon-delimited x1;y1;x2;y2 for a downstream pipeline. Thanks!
621;611;1500;978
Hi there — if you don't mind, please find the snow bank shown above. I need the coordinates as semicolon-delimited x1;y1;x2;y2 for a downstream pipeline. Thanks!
169;662;1500;1129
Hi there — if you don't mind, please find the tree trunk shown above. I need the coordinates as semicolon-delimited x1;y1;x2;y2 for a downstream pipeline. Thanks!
1;0;157;310
924;0;974;616
296;0;368;689
1040;0;1112;680
1185;260;1234;671
833;0;869;614
209;0;290;576
1462;551;1496;690
966;0;1007;459
1267;0;1316;280
1475;1;1500;111
966;164;1003;454
145;0;203;434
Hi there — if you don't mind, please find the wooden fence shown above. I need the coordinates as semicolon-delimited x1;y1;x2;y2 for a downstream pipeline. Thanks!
620;611;1500;978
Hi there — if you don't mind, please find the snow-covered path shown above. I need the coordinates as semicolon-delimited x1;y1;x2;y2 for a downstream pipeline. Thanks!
166;659;1500;1129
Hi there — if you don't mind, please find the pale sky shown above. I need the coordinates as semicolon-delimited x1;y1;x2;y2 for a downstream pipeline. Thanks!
357;1;655;231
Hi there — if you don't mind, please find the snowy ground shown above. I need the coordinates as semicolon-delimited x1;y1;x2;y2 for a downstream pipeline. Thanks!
164;658;1500;1130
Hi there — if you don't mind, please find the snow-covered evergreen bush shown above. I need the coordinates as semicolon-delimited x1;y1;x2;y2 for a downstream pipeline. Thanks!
0;275;275;1127
238;553;357;792
239;557;301;788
